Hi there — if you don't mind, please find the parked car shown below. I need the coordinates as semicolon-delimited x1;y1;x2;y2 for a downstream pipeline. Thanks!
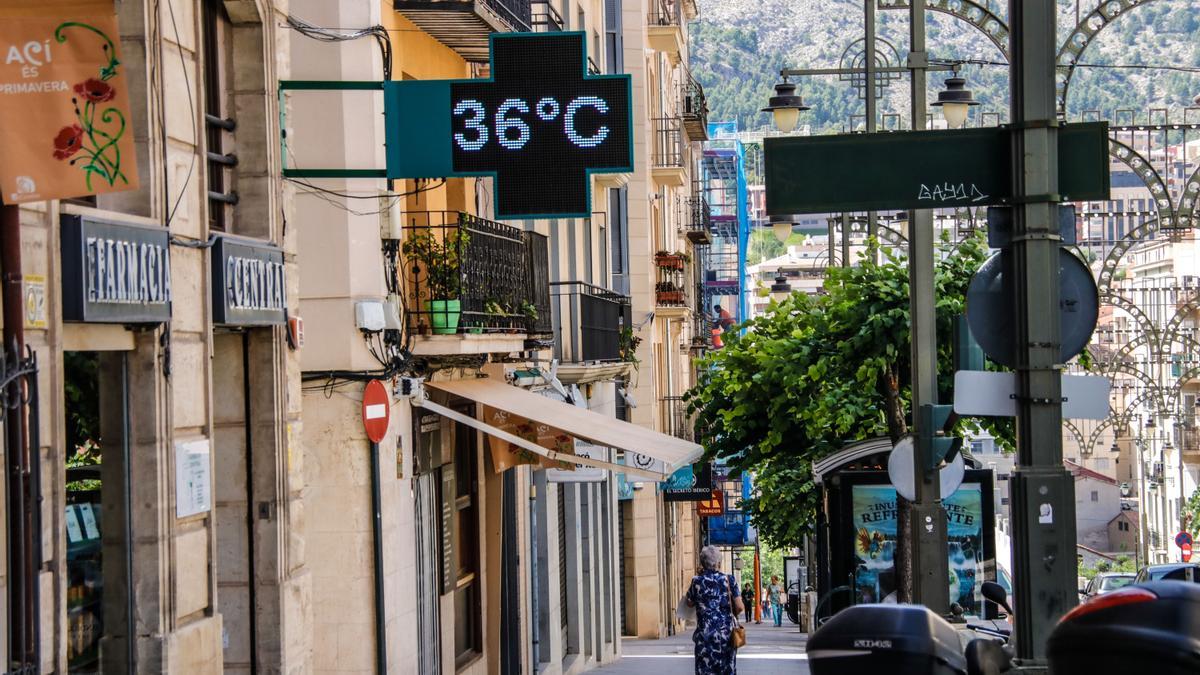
1134;563;1200;584
1081;572;1135;599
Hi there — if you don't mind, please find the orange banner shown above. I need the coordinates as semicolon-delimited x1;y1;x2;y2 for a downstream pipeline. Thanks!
0;0;138;203
483;406;577;474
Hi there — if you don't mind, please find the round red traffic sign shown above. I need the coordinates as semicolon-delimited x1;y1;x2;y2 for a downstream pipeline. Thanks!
1183;543;1193;563
362;380;391;443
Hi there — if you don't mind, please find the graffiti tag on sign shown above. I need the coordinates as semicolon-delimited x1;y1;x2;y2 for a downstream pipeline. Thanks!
917;182;989;203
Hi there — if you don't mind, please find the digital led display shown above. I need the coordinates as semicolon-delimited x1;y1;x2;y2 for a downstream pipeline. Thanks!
385;32;633;220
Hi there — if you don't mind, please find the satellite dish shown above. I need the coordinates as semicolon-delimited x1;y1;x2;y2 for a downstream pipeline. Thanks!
965;249;1099;369
887;436;966;502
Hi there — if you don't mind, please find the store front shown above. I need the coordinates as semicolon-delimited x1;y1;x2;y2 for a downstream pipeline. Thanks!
209;234;288;673
59;214;172;673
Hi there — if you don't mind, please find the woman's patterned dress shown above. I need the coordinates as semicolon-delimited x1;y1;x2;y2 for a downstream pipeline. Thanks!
687;570;739;675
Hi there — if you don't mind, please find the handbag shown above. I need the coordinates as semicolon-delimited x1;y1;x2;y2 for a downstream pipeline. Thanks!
727;576;746;649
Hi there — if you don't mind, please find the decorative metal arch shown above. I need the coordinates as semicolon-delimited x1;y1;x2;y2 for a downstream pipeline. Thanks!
833;217;910;247
1056;0;1165;113
1100;332;1154;378
1097;218;1161;293
1176;161;1200;230
1064;419;1086;452
1101;291;1160;348
1108;360;1163;399
1167;364;1200;411
876;0;1010;60
1161;301;1200;361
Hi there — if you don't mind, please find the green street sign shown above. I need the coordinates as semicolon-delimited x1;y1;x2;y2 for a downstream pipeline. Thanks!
764;122;1109;215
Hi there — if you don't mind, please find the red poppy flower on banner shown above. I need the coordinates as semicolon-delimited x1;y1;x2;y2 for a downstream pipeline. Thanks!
53;124;85;160
73;78;116;103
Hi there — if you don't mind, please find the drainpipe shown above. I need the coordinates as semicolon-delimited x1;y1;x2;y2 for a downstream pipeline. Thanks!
370;440;388;675
2;200;35;667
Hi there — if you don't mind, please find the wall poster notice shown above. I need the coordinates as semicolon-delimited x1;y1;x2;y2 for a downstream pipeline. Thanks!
850;484;985;613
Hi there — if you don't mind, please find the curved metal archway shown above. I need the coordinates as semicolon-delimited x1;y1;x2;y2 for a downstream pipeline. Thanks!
877;0;1010;60
1056;0;1167;114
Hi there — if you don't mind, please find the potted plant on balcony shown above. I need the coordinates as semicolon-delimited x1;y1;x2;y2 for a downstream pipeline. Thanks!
655;250;685;271
402;228;469;335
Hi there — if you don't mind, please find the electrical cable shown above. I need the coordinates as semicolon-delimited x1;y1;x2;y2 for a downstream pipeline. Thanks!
164;0;197;228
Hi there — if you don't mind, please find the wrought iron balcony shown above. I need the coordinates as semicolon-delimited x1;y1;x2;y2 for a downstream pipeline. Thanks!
681;70;708;141
401;211;550;339
531;0;563;31
662;396;695;442
393;0;532;62
685;196;713;245
550;282;631;364
648;0;681;27
652;117;687;186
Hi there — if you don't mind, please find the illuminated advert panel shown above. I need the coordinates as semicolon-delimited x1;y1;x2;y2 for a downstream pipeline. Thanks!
384;32;633;220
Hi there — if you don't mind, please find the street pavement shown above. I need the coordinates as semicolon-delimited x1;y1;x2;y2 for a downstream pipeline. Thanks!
597;621;810;674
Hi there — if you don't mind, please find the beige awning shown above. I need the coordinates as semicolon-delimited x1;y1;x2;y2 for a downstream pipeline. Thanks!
421;378;704;477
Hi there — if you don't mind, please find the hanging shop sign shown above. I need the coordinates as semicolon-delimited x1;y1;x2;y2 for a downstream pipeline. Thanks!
211;234;287;326
661;462;714;502
697;489;725;517
60;214;171;324
546;441;609;483
0;0;139;203
385;32;631;220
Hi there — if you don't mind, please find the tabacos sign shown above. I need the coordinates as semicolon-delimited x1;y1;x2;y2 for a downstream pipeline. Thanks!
211;235;287;326
0;1;139;203
61;215;171;324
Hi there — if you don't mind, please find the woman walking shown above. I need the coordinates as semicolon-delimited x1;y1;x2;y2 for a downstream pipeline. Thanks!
686;545;743;675
741;582;755;623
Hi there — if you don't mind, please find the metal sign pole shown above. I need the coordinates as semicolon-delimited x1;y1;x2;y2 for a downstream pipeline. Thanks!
1008;1;1079;667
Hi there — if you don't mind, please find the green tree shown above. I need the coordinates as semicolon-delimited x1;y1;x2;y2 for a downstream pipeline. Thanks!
686;232;991;551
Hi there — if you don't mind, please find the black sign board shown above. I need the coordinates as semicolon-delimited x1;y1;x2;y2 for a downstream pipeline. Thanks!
60;214;172;324
211;235;287;326
385;32;633;220
765;122;1110;215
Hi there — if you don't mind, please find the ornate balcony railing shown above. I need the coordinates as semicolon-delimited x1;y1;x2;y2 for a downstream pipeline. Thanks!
652;117;685;169
402;211;550;336
550;282;631;363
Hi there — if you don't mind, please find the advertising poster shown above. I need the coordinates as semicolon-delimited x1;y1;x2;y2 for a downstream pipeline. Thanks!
483;405;576;473
850;484;985;612
0;1;139;203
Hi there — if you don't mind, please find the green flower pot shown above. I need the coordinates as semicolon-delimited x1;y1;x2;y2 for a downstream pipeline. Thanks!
427;299;461;335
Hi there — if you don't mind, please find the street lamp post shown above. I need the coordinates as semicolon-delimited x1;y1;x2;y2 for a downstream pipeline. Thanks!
770;270;791;303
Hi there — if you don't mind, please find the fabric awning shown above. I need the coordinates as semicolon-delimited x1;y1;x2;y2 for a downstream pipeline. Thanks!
419;378;704;478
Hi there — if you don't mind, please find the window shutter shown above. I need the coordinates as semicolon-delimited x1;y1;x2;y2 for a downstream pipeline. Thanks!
440;464;457;595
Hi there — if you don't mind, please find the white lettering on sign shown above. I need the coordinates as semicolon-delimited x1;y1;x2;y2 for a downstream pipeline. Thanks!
226;255;286;312
85;236;172;306
853;639;893;649
917;182;989;203
365;403;387;420
453;96;612;152
5;41;53;67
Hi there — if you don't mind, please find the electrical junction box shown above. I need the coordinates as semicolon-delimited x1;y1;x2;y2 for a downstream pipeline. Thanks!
355;300;386;333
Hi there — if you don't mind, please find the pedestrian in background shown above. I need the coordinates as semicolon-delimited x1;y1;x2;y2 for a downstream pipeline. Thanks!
768;575;784;627
686;545;743;674
741;581;755;623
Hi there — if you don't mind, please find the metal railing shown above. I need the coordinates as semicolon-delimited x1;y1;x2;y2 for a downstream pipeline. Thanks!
662;396;694;441
652;117;684;168
685;196;712;238
531;0;563;32
402;211;550;335
648;0;681;27
587;57;601;75
550;282;631;363
680;70;708;133
480;0;533;32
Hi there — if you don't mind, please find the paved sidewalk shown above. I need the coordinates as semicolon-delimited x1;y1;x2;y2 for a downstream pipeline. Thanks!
596;621;809;674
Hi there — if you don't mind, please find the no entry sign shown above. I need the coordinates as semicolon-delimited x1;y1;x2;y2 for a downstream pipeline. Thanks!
362;380;390;444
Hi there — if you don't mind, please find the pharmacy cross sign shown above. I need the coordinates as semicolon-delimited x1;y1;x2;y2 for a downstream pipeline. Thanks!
384;32;633;219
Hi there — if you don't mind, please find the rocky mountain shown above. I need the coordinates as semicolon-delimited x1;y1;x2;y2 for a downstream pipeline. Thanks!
690;0;1200;135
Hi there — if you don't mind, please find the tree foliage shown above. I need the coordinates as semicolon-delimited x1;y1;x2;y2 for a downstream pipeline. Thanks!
685;233;991;549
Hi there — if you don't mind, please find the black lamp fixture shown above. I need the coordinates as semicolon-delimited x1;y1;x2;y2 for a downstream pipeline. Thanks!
931;73;980;129
770;269;791;302
762;76;810;134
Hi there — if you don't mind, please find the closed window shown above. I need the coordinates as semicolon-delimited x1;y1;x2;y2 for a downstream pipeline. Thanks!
1091;491;1099;502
